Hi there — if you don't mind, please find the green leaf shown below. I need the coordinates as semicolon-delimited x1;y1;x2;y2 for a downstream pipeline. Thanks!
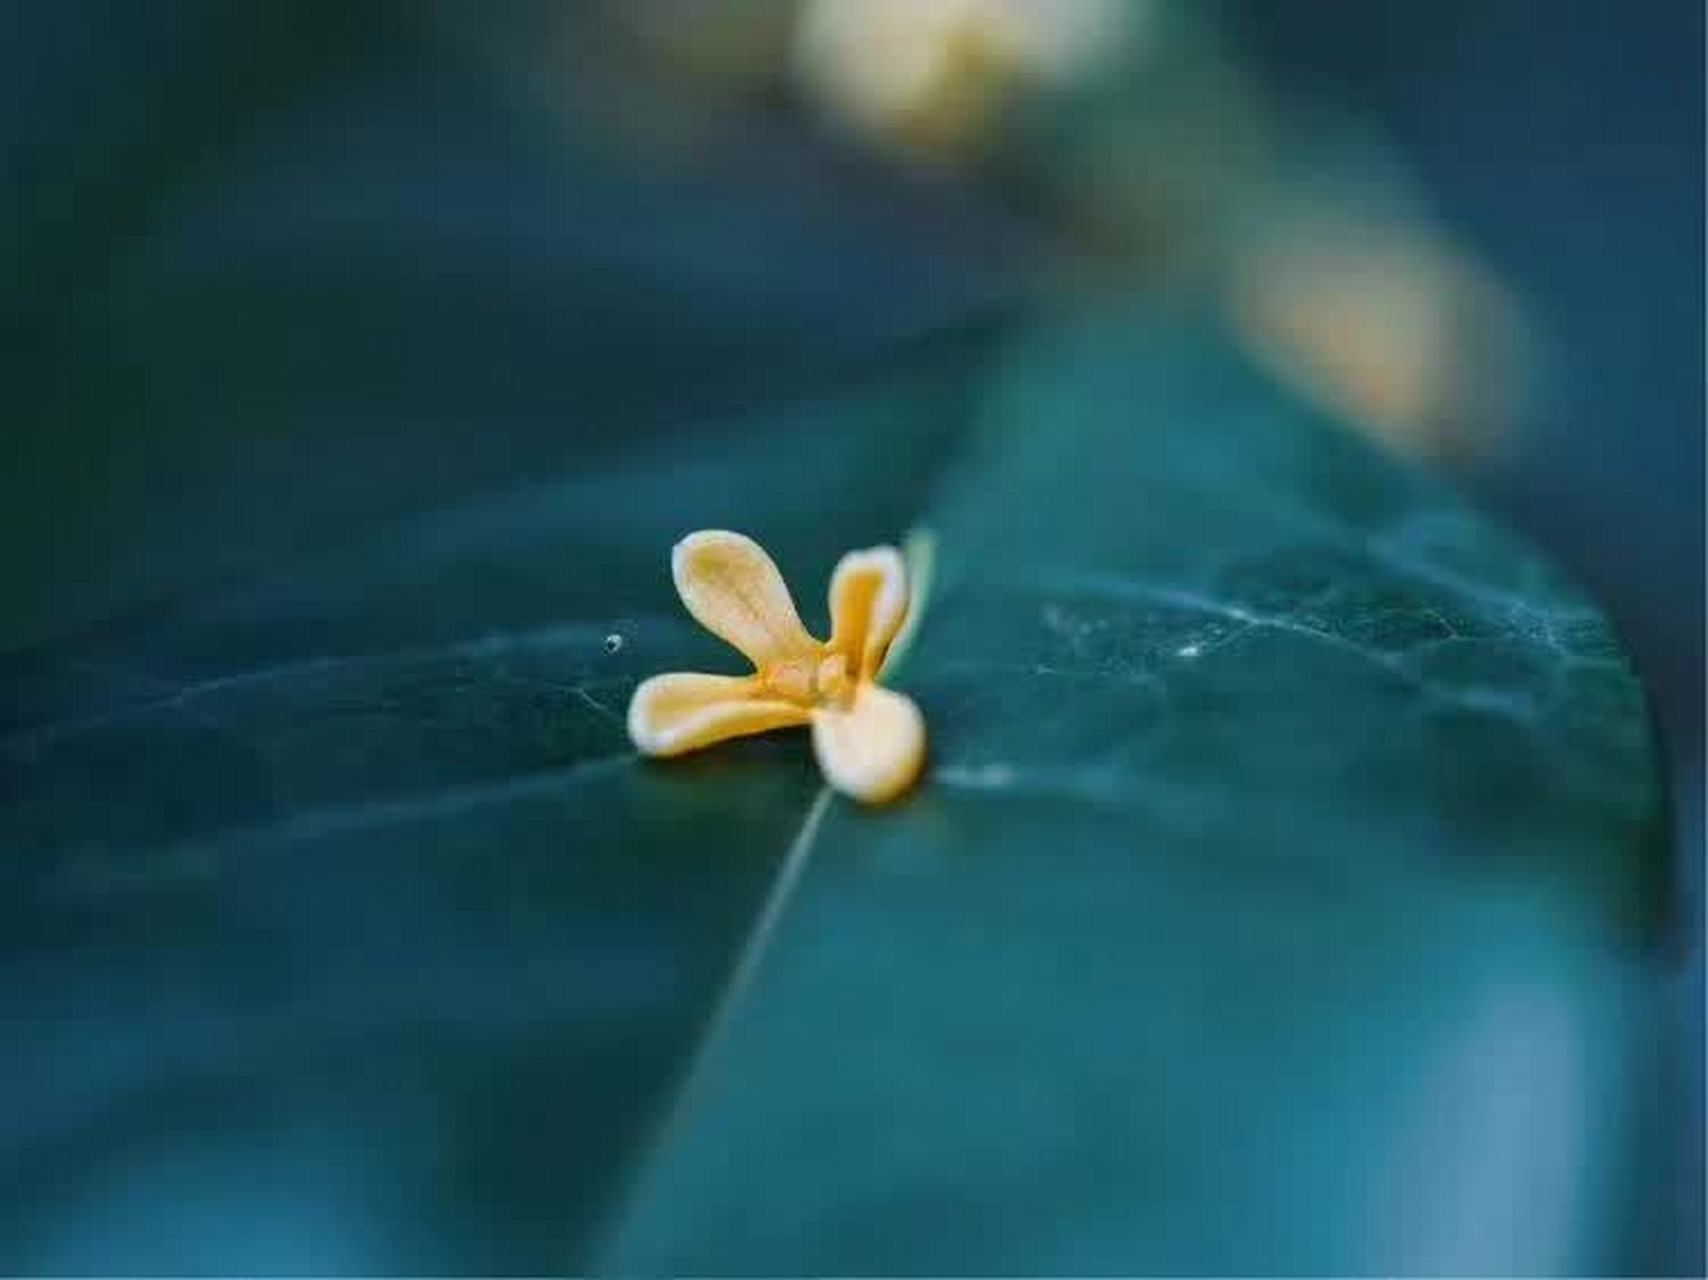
0;312;1664;1275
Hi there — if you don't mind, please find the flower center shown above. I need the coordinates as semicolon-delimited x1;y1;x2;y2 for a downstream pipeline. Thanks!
816;652;854;708
763;650;855;709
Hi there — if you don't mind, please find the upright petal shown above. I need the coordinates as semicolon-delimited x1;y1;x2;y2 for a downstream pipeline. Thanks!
672;531;821;669
811;683;926;804
629;672;811;758
827;545;909;680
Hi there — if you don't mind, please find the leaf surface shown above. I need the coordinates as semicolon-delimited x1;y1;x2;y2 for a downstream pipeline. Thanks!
0;311;1664;1274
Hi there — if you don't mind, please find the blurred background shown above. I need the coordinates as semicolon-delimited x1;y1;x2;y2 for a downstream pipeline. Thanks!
3;0;1700;1271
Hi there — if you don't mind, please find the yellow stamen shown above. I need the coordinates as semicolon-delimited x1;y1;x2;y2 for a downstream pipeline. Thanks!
763;656;818;703
816;652;854;708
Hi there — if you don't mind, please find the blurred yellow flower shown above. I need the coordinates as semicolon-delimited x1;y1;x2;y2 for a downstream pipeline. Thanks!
792;0;1136;157
629;530;926;804
1230;212;1530;461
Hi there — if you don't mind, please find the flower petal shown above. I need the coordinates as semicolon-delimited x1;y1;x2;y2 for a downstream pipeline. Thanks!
828;545;908;680
628;672;811;758
811;683;925;804
672;530;821;670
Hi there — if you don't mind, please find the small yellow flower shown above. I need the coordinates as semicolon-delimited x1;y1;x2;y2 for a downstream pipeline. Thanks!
627;530;926;804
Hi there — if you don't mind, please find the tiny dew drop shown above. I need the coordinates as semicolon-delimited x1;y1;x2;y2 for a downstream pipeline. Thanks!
603;633;624;655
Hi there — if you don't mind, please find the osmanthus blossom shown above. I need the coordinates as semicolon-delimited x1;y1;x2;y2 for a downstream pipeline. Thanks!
791;0;1135;156
627;531;926;804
